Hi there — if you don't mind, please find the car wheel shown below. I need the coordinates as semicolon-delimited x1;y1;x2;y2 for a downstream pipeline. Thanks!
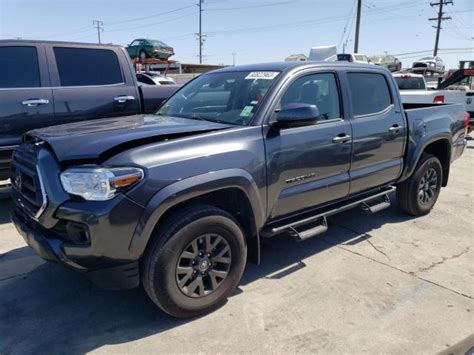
139;50;147;61
396;154;443;216
141;205;247;318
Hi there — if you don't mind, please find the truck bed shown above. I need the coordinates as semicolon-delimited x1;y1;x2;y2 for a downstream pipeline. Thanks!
404;102;467;164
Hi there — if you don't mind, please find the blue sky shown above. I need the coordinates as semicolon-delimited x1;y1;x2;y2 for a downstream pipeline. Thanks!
0;0;472;68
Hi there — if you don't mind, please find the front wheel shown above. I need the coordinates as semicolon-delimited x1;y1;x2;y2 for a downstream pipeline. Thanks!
139;50;147;61
397;154;443;216
141;205;247;318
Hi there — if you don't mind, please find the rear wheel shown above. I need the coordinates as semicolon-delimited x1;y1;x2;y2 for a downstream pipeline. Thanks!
397;154;443;216
139;50;147;61
142;205;247;318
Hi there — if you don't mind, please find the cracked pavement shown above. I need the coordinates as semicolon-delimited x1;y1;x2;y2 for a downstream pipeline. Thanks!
0;141;473;354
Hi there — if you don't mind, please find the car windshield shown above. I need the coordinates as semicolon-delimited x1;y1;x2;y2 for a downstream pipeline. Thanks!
157;70;280;125
420;57;433;60
395;77;426;90
371;56;384;62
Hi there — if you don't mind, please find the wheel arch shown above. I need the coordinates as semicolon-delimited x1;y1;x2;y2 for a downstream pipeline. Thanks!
399;134;452;186
128;169;265;264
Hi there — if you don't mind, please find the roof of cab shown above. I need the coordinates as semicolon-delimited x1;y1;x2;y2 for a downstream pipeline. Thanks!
211;61;383;74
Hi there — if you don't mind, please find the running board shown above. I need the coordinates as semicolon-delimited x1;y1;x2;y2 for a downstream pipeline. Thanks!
263;186;396;239
289;217;328;241
361;194;391;214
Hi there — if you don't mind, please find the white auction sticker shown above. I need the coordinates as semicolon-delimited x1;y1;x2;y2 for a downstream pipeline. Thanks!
245;71;279;80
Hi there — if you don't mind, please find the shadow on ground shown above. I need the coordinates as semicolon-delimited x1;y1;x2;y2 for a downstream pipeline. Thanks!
0;195;415;354
0;198;14;225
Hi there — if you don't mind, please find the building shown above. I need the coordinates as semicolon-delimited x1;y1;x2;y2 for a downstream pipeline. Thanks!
285;54;308;62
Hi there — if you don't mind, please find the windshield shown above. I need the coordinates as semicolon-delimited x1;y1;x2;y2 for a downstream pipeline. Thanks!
395;77;426;90
157;70;280;125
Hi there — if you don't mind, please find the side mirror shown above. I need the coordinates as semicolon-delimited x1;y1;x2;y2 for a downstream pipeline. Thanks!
272;103;320;129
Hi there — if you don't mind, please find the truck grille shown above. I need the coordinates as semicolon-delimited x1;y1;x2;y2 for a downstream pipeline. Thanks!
11;143;47;219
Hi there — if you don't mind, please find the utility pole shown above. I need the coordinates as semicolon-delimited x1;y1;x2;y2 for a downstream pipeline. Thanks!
232;52;237;66
93;20;104;44
197;0;204;64
429;0;453;56
354;0;362;53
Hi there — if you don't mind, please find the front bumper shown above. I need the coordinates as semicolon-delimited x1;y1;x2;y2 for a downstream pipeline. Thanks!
12;208;141;289
10;144;145;289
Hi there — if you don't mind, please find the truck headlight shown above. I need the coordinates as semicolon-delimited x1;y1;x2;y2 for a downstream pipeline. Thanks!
60;167;144;201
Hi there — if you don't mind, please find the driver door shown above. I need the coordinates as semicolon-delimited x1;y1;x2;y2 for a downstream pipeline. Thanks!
264;71;353;219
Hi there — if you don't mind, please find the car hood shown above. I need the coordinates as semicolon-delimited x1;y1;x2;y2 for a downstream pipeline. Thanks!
28;114;233;162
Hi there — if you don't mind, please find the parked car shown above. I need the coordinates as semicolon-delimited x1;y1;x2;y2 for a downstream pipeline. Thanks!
370;54;402;72
137;71;176;86
412;56;445;73
393;73;473;121
0;40;179;183
393;73;427;90
337;53;371;64
12;62;468;318
126;39;174;61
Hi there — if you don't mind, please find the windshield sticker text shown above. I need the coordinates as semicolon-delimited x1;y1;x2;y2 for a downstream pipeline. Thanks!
245;72;279;80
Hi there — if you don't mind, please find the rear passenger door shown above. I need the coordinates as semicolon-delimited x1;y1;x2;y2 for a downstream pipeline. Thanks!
46;45;140;125
346;71;406;194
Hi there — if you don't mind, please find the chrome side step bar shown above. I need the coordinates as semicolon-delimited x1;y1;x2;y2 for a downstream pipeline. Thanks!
361;194;391;214
289;217;328;241
265;186;396;241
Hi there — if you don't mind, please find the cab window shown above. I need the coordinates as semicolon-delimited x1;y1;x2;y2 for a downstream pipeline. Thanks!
347;73;392;116
280;73;341;120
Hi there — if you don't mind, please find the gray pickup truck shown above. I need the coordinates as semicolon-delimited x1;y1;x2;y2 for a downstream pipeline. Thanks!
11;62;468;318
0;40;179;182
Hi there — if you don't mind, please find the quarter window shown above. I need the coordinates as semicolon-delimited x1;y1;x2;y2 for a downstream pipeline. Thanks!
54;47;123;86
280;73;341;120
0;46;40;88
347;73;392;116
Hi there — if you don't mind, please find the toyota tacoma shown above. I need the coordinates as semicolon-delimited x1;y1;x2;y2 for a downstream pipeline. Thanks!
11;62;468;318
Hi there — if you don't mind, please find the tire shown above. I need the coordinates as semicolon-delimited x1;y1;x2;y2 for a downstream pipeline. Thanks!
396;154;443;216
139;50;147;61
141;205;247;318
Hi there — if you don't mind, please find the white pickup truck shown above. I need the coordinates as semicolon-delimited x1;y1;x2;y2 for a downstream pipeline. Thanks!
394;73;473;131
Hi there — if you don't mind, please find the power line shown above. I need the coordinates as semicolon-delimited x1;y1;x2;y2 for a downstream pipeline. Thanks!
92;20;104;44
106;11;197;34
429;0;453;56
205;1;296;11
394;47;473;56
105;5;195;25
339;0;357;51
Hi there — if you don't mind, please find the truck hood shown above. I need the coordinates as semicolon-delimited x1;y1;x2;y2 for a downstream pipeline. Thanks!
28;114;233;162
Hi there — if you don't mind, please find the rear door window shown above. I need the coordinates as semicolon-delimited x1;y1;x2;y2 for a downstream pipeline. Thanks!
53;47;123;86
0;46;40;88
347;72;392;116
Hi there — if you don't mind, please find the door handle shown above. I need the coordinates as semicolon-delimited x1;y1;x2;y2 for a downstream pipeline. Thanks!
22;99;49;107
389;124;401;133
332;134;351;143
114;95;135;103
